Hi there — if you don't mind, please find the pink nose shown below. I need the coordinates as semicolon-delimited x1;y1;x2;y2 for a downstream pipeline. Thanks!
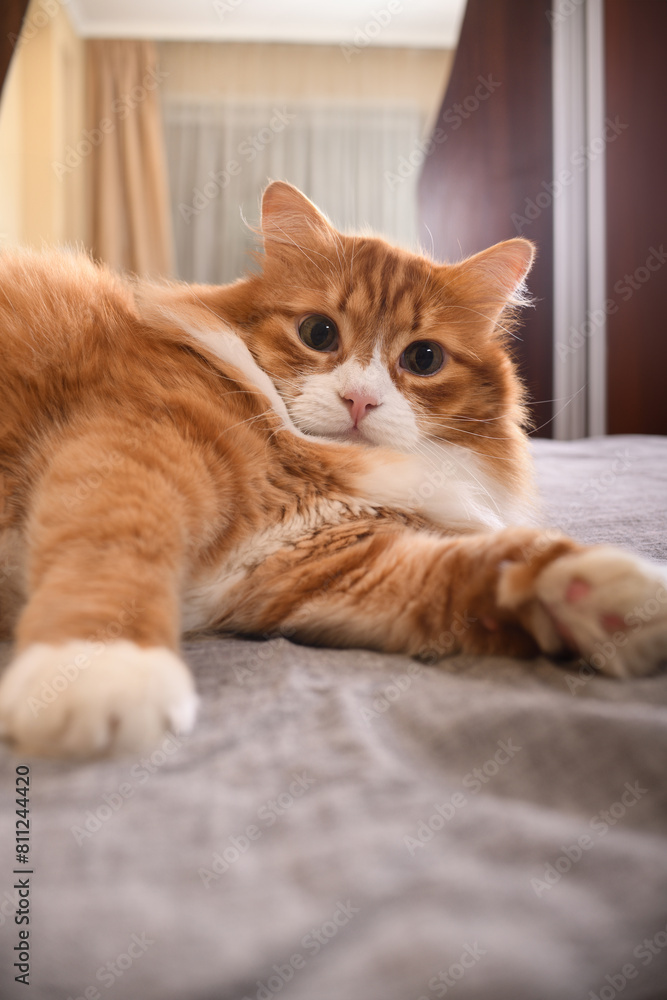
342;392;379;427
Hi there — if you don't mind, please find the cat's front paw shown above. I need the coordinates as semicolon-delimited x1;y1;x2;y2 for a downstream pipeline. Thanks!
0;640;198;758
533;548;667;677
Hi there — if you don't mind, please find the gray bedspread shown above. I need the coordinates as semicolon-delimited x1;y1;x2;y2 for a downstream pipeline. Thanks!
1;434;666;1000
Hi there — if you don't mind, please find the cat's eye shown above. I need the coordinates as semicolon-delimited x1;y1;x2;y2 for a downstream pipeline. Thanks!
298;315;339;352
400;341;445;376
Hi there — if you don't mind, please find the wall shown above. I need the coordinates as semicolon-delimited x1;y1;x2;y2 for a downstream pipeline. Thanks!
158;42;453;141
0;50;23;244
1;27;452;252
0;0;86;249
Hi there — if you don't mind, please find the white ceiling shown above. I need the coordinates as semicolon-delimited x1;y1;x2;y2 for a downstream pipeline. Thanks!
67;0;467;48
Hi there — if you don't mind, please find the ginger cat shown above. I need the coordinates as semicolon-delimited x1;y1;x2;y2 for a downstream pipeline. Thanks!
0;181;665;758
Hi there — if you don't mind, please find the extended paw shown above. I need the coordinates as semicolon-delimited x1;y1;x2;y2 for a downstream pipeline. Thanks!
533;548;667;677
0;640;198;757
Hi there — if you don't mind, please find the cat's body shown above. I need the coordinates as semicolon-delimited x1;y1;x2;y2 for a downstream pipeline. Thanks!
1;182;665;757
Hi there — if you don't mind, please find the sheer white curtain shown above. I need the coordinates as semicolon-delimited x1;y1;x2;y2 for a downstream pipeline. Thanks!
163;100;423;284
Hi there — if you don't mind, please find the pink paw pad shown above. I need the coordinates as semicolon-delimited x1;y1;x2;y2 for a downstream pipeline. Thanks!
565;578;591;603
601;613;627;633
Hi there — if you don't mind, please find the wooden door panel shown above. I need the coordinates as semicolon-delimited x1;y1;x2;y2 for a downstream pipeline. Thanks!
0;0;29;97
418;0;554;435
605;0;667;434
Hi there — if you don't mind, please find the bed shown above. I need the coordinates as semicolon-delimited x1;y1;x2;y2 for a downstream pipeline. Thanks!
1;434;666;1000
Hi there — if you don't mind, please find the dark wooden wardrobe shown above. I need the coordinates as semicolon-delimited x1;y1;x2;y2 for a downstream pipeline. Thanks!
419;0;667;436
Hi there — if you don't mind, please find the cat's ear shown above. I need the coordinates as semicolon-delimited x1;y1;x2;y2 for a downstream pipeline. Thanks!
452;238;536;322
261;181;333;251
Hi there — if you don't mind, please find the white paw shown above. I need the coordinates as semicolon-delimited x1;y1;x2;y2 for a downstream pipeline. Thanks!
0;640;198;758
535;548;667;677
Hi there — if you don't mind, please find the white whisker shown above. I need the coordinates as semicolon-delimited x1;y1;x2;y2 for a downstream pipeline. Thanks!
414;438;504;517
528;385;587;436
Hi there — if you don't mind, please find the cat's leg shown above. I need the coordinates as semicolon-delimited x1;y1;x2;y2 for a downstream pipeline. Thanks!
0;431;210;757
499;543;667;677
221;522;667;677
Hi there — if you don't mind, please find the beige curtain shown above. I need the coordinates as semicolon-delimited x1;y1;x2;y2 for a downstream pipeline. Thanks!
87;40;174;277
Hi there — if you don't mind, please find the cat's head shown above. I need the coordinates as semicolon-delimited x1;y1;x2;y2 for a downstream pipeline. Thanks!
215;182;536;514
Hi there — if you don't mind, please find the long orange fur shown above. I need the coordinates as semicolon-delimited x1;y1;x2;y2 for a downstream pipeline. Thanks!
0;182;662;757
